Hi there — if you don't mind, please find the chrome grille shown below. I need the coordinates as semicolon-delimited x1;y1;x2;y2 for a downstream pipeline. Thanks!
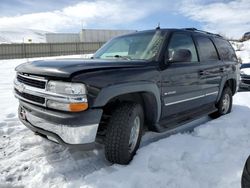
241;76;250;85
242;79;250;85
14;74;87;109
14;73;47;106
17;74;46;89
15;89;45;104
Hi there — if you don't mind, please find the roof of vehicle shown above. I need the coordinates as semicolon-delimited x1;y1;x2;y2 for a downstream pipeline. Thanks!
180;28;223;38
124;28;224;39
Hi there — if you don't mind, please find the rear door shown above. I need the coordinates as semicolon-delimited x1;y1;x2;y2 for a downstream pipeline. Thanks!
160;32;205;121
213;37;239;90
193;35;222;104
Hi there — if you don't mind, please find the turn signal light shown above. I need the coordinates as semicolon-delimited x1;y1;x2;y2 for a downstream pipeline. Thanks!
69;103;88;112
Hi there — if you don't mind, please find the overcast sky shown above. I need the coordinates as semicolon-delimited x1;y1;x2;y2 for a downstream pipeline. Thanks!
0;0;249;38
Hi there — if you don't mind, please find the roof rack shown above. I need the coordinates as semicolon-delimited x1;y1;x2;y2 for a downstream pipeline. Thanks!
183;28;222;38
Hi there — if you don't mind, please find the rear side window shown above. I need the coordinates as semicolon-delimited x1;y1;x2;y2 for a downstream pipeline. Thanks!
168;33;198;62
214;38;237;62
195;36;219;61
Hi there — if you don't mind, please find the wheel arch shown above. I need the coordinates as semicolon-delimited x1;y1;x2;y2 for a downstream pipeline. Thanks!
217;77;237;102
225;79;237;95
93;82;161;129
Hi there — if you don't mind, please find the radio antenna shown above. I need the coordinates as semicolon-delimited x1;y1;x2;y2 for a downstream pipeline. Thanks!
156;22;160;29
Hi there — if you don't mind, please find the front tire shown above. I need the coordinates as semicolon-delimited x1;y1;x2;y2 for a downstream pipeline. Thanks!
105;102;144;164
210;87;232;119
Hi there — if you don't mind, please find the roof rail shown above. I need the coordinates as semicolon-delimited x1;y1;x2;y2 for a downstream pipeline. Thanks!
184;28;197;31
183;28;222;38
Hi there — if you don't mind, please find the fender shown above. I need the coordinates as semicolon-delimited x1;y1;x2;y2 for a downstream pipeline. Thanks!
216;74;237;103
93;81;161;122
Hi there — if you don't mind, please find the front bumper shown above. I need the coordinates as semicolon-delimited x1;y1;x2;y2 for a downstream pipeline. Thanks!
18;101;103;149
240;76;250;90
240;82;250;90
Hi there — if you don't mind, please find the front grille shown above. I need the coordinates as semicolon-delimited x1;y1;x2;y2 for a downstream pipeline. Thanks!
242;79;250;85
17;74;46;89
15;89;45;104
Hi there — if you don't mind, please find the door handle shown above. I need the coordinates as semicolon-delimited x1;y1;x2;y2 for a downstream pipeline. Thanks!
219;67;225;72
199;70;205;75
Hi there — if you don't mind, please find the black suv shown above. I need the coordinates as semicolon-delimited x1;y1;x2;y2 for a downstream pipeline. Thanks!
14;28;239;164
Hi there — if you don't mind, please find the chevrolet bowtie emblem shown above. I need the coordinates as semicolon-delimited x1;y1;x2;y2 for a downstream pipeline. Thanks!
16;83;25;93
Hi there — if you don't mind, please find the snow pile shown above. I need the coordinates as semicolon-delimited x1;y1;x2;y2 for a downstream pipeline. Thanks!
237;41;250;63
231;40;250;63
0;54;250;187
0;28;47;43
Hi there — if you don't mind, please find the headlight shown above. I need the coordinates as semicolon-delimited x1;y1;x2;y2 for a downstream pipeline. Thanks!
47;81;87;95
46;81;88;112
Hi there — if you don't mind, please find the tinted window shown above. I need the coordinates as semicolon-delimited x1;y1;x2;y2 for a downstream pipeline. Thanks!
168;33;198;62
214;38;237;62
195;36;219;61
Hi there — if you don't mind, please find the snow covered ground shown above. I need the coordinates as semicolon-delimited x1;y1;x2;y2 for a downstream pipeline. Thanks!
0;54;250;188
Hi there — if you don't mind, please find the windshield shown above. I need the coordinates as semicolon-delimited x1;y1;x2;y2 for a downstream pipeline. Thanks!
93;31;165;61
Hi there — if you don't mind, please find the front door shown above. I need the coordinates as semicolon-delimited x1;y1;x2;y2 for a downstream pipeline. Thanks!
160;32;205;123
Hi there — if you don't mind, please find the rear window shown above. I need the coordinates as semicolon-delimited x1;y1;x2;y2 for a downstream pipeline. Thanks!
214;38;237;62
195;36;219;61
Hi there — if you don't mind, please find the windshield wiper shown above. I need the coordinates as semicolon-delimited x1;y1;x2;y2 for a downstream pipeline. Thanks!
105;55;132;60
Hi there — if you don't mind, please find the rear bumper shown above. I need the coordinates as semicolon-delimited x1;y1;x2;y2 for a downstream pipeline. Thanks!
18;101;103;149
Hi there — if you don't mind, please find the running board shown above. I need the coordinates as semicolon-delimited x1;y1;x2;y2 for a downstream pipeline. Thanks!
156;104;217;133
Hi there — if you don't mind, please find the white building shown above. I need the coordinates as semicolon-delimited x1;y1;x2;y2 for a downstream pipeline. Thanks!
80;29;136;42
45;29;136;43
45;33;80;43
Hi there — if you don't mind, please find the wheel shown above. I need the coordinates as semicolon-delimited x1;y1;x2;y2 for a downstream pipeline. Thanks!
105;102;144;164
242;156;250;188
209;87;232;119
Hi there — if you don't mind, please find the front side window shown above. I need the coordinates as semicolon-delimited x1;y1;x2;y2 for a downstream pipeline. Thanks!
195;36;219;61
167;33;198;62
94;31;165;61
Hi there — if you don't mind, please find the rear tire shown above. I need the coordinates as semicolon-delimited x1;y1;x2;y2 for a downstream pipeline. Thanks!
105;102;144;164
209;87;232;119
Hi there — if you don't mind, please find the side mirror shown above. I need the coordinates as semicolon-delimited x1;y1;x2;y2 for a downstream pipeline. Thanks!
167;49;192;63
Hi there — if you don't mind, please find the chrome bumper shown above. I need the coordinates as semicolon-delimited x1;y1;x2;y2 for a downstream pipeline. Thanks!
19;105;100;146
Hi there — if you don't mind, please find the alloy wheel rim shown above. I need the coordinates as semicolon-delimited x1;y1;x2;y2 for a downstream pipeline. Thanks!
222;93;230;114
129;116;140;153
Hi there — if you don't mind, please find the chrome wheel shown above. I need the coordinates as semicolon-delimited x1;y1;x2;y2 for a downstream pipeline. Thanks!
129;116;140;153
222;93;230;114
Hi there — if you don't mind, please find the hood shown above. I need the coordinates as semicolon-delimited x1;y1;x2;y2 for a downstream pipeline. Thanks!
15;58;149;78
